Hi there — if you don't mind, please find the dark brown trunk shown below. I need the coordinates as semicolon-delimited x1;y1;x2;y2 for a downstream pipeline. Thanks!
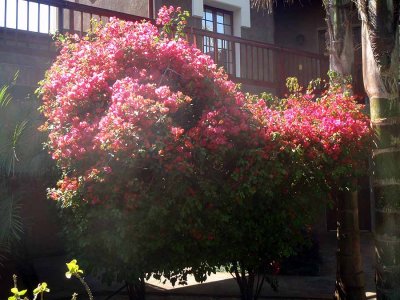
234;267;255;300
126;277;146;300
334;182;366;300
239;273;255;300
233;263;266;300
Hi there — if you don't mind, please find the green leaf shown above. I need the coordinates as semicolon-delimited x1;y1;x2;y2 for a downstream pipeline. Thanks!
18;290;27;296
0;85;12;107
10;287;27;297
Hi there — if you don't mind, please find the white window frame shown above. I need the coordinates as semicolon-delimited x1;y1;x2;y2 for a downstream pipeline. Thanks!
192;0;251;77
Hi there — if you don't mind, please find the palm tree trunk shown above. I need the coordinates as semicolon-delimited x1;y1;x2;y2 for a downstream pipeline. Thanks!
357;1;400;299
324;2;366;299
325;0;354;75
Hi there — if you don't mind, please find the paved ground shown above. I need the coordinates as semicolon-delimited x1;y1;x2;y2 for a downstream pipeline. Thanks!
145;232;376;299
3;232;376;300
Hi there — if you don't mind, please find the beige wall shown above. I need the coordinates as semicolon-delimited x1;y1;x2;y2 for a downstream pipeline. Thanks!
0;52;52;88
62;0;149;33
72;0;149;17
154;0;192;14
274;0;325;54
242;7;274;44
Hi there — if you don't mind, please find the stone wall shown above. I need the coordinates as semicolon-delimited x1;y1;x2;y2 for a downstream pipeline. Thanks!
70;0;149;17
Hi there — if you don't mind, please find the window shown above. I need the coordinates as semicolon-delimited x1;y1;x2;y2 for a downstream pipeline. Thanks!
202;6;233;35
0;0;57;33
201;6;234;74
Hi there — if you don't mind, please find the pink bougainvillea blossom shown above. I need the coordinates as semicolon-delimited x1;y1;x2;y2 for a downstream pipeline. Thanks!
39;6;371;210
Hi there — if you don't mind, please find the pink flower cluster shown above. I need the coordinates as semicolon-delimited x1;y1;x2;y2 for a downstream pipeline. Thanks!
246;89;372;172
39;7;371;208
156;6;182;26
39;10;251;206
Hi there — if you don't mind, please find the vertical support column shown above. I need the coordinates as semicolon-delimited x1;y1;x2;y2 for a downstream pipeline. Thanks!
148;0;154;19
234;42;241;78
213;37;218;66
58;6;64;33
69;9;74;32
276;50;285;96
231;41;236;78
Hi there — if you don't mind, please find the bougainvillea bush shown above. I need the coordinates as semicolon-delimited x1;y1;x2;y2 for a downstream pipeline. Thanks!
38;6;371;300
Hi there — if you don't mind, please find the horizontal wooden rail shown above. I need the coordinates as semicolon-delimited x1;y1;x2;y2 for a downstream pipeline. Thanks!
187;27;326;60
0;0;329;95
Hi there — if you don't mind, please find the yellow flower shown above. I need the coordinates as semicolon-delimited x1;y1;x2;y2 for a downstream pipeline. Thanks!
65;259;84;279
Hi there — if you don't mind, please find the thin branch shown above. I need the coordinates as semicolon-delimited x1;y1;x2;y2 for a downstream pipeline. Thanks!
255;272;266;298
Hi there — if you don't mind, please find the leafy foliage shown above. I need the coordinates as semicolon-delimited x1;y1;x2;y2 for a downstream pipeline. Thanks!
0;78;25;267
0;73;53;269
8;259;90;300
0;192;24;266
38;6;372;299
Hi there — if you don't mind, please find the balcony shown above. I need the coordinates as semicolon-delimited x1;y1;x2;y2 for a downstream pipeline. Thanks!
0;0;328;95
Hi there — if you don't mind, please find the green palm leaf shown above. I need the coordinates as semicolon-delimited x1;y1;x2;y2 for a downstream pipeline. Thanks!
0;85;12;108
0;193;23;244
0;191;24;267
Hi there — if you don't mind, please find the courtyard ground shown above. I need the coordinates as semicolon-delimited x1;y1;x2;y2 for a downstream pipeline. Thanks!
26;232;376;300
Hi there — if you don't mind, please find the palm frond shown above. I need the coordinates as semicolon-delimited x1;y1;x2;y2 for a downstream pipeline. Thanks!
0;70;18;108
0;71;54;177
0;191;23;269
0;195;24;245
7;120;29;175
251;0;295;12
0;85;12;108
0;120;28;177
12;70;19;85
0;193;24;246
0;250;7;267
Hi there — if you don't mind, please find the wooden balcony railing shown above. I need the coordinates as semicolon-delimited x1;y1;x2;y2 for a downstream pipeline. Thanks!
0;0;329;95
184;28;329;93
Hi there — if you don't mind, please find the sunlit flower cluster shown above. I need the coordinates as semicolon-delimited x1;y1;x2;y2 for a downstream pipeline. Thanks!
39;7;371;210
39;7;250;206
247;89;371;165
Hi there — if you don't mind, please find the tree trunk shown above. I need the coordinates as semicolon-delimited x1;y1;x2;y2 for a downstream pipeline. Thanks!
325;0;354;76
357;1;400;299
234;267;255;300
324;1;367;299
334;182;366;300
126;277;146;300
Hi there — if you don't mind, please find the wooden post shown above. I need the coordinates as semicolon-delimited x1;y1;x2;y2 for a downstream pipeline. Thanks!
276;50;286;96
58;6;64;33
148;0;154;19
